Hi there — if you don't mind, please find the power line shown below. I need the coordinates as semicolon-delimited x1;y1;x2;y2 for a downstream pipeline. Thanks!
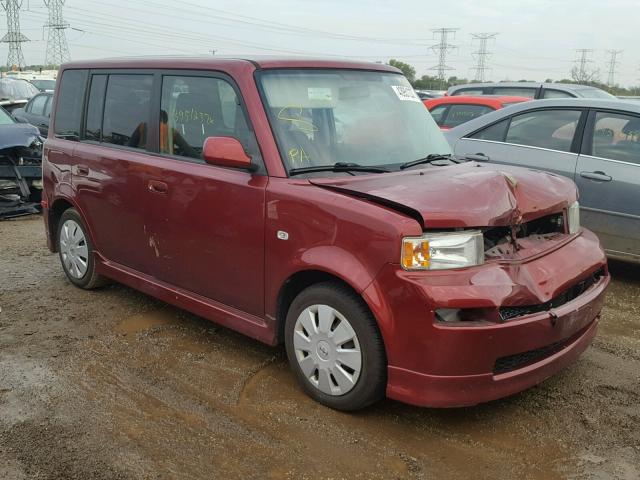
470;32;498;82
605;49;622;87
43;0;70;65
428;27;458;87
1;0;29;68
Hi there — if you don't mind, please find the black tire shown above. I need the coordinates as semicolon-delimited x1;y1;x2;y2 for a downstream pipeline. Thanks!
284;281;387;411
57;208;108;289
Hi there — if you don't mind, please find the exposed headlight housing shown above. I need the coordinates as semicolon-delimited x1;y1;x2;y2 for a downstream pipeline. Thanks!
568;201;580;234
401;230;484;270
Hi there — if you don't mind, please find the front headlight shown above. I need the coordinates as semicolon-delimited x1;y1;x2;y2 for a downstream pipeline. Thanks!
568;201;580;234
401;230;484;270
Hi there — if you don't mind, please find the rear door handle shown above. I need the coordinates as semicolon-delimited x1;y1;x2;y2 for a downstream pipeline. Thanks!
148;180;168;194
76;165;89;176
466;153;490;162
579;171;612;182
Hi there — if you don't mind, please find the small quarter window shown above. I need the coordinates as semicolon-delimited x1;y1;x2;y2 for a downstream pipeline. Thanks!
542;89;574;99
470;118;509;141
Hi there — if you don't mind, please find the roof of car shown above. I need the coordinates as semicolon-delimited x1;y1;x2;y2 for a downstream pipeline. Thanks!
442;98;640;140
60;56;402;73
423;95;530;108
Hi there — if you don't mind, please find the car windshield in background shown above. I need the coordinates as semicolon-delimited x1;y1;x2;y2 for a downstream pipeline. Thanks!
30;79;56;91
0;78;39;100
0;107;15;125
577;88;616;99
258;69;451;172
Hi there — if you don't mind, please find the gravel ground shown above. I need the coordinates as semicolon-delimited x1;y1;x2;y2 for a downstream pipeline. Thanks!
1;215;639;480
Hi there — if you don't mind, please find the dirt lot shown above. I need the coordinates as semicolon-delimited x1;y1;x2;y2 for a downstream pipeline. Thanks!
1;215;639;480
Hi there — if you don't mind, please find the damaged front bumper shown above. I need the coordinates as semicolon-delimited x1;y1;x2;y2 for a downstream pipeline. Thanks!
363;228;609;407
0;128;43;219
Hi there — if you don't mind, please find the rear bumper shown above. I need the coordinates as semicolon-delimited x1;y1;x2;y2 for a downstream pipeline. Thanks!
363;229;609;407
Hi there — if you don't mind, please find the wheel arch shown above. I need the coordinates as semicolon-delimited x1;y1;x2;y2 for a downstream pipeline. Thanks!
48;196;95;253
274;269;383;349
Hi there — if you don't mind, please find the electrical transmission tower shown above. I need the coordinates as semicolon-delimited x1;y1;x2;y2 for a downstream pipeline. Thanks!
470;33;498;82
605;49;623;86
44;0;70;66
429;28;458;88
1;0;29;69
573;49;596;83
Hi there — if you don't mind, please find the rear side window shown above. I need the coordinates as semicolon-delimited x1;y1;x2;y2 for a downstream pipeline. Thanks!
29;94;48;115
54;69;88;139
505;109;581;152
85;75;107;141
591;111;640;164
493;87;537;98
160;75;251;161
452;88;484;96
441;104;493;128
102;74;153;149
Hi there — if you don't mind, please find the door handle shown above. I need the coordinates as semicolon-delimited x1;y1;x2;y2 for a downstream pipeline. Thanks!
148;180;168;194
76;165;89;176
466;153;490;162
579;171;612;182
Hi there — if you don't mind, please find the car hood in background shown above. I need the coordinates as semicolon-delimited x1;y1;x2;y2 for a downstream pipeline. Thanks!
309;163;577;228
0;123;41;150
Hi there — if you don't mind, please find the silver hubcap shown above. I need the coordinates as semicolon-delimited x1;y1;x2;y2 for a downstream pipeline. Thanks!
59;219;89;279
293;304;362;396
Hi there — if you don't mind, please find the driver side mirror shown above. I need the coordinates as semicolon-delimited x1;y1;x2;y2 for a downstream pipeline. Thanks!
202;136;254;170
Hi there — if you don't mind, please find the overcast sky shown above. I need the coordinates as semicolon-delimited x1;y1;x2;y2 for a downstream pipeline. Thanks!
10;0;640;87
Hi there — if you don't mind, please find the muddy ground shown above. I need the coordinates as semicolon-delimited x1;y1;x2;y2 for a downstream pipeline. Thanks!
0;215;638;480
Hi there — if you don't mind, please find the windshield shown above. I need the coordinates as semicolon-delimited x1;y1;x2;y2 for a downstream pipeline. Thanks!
31;79;56;91
0;78;39;100
0;106;14;124
576;88;616;99
258;69;451;173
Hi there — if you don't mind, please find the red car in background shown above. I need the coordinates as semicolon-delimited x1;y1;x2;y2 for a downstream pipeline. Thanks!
424;95;530;129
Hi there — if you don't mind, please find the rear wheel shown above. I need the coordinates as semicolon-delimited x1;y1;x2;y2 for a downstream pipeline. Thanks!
284;282;387;411
57;208;107;289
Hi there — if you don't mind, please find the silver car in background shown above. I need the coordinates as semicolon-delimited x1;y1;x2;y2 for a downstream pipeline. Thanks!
444;98;640;263
447;82;615;100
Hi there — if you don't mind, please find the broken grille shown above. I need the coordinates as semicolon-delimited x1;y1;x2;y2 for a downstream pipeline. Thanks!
499;267;604;322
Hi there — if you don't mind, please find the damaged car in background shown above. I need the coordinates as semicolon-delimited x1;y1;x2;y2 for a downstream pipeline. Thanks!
0;77;40;112
0;105;43;218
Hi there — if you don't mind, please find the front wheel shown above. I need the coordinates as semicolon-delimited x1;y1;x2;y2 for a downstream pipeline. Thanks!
284;282;387;411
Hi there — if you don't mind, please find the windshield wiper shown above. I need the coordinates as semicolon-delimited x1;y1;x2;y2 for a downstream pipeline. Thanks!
289;162;390;176
399;153;459;170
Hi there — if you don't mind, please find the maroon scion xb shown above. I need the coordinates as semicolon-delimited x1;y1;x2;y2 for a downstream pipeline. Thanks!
42;57;609;411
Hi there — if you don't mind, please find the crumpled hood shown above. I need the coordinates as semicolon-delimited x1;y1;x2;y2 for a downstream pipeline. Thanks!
0;123;41;150
309;162;578;228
